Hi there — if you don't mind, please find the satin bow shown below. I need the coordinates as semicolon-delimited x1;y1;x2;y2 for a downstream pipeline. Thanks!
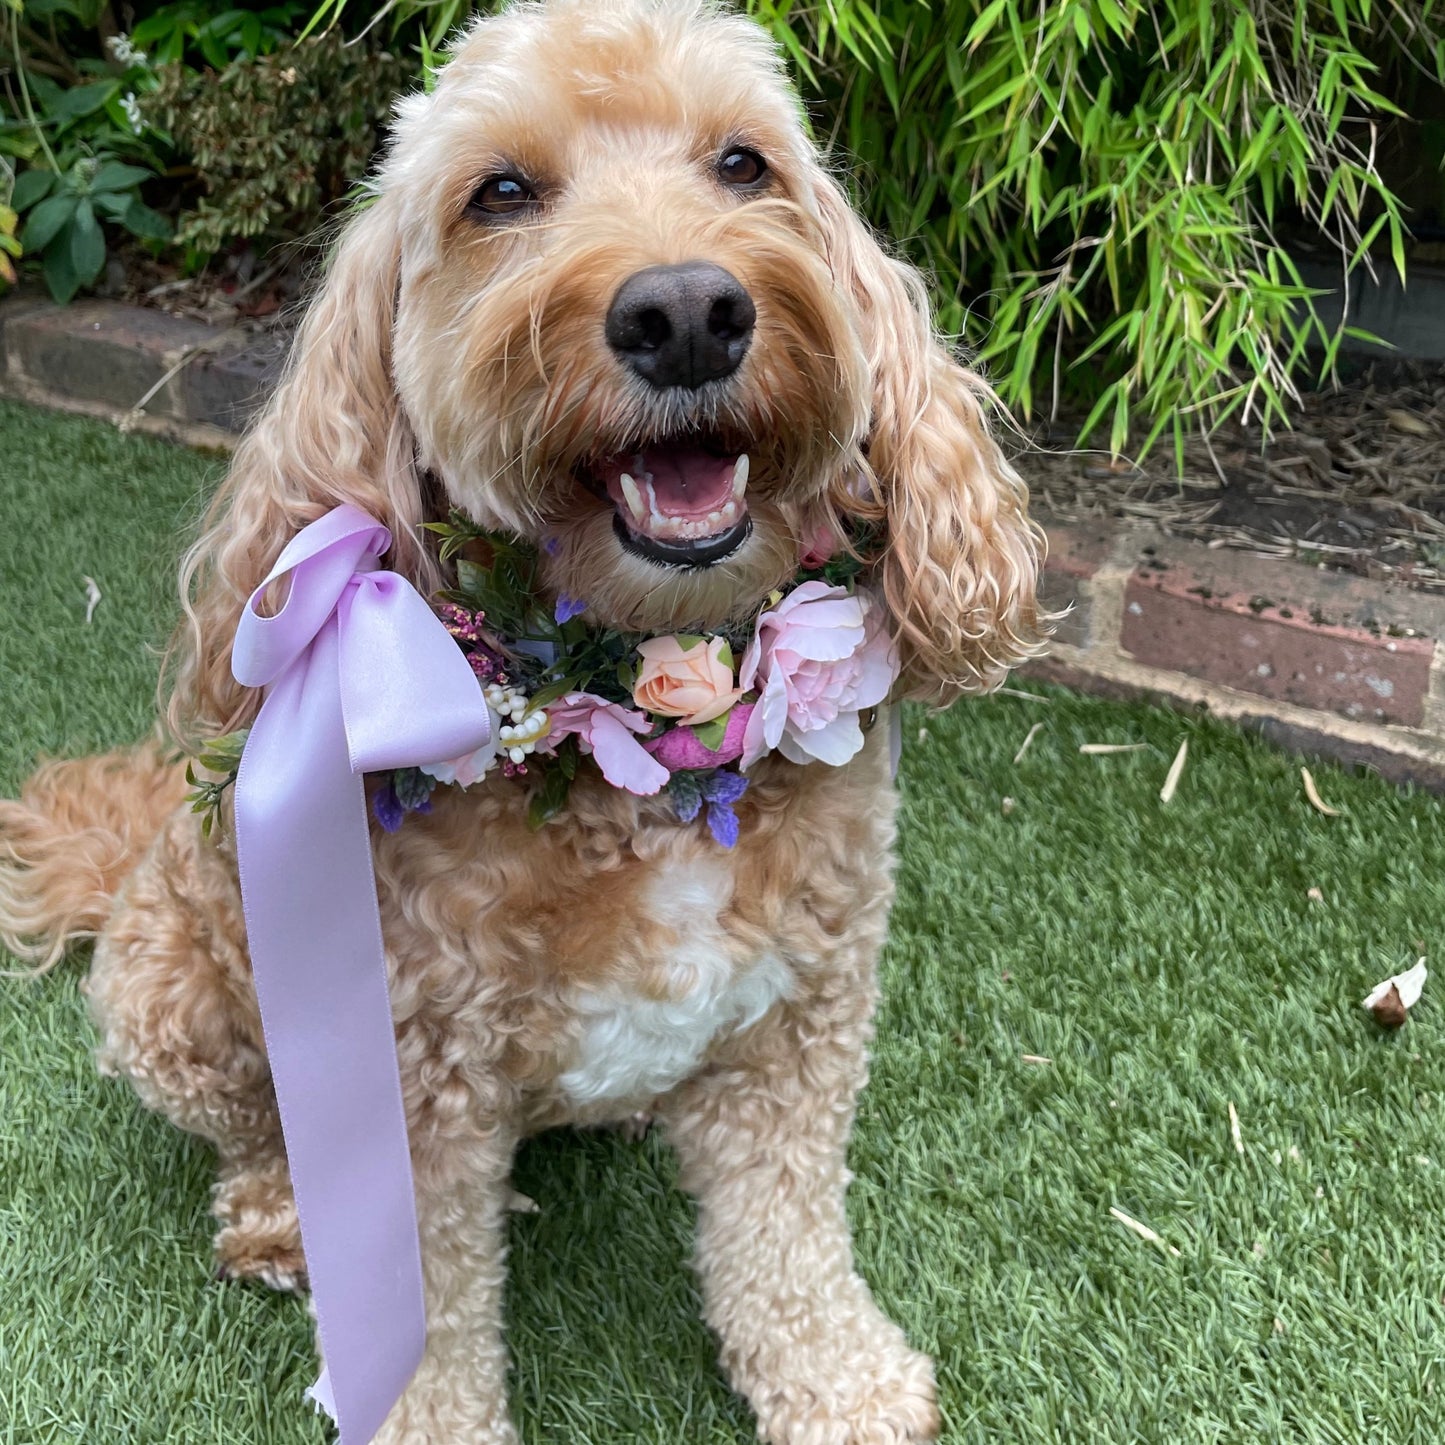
231;504;493;1443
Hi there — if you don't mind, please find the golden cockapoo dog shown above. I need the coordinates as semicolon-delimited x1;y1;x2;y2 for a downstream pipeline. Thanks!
0;1;1044;1439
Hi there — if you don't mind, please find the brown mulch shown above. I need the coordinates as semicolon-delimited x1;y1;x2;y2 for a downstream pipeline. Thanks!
1019;360;1445;592
97;237;310;330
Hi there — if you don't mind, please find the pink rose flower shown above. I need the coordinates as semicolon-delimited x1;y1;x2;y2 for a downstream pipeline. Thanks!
644;702;755;770
632;635;742;725
543;692;669;795
739;582;898;769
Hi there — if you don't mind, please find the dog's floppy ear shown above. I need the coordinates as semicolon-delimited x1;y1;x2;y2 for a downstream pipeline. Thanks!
813;178;1046;701
166;194;437;745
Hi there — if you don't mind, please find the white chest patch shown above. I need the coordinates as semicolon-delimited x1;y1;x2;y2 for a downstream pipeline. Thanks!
558;858;792;1107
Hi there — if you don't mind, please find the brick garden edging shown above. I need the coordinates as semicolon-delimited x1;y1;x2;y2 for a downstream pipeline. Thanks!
0;294;287;447
4;294;1443;789
1031;523;1445;789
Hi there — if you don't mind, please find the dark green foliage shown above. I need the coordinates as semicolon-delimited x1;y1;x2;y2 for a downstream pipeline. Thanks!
142;30;407;252
183;727;248;838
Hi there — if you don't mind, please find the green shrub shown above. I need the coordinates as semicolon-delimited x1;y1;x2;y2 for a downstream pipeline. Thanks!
11;158;170;301
142;31;407;254
0;0;175;301
747;0;1445;457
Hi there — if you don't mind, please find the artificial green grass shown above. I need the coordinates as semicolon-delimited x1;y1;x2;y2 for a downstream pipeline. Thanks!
2;395;1444;1444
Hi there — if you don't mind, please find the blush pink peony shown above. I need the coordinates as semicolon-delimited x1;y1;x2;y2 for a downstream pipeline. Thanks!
739;582;898;769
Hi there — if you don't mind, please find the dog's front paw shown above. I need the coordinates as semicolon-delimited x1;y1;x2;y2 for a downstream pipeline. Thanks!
748;1340;939;1445
211;1162;308;1294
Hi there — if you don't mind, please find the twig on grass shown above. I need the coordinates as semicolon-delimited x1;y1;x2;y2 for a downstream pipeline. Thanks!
1228;1101;1244;1156
1160;739;1188;803
1109;1206;1181;1257
1013;722;1044;764
1301;767;1341;816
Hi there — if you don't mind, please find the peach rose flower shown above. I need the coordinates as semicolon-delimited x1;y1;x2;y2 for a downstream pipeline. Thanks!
632;635;742;726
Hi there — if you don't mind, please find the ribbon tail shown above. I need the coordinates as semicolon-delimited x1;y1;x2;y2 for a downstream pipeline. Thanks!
233;618;425;1445
306;1367;338;1422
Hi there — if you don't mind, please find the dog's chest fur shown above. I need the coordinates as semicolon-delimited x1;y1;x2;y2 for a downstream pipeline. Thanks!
557;855;791;1106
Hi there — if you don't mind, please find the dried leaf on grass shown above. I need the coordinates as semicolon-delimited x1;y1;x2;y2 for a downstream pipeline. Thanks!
1080;743;1148;755
1362;959;1427;1028
1013;721;1044;764
82;575;101;624
1159;739;1188;803
1021;1053;1052;1065
1228;1101;1244;1156
1108;1206;1181;1258
1301;767;1341;816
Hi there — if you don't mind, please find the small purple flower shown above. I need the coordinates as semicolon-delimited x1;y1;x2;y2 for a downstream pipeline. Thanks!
706;801;740;848
372;780;405;833
702;770;749;806
701;770;748;847
554;594;587;624
543;536;562;556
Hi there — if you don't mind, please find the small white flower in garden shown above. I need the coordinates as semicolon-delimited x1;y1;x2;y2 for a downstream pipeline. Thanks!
106;34;148;67
120;92;143;134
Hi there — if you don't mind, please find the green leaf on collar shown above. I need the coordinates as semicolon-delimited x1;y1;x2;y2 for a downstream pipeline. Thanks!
527;764;573;829
690;712;731;753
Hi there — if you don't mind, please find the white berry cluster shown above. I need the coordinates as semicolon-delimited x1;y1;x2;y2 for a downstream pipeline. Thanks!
485;683;549;765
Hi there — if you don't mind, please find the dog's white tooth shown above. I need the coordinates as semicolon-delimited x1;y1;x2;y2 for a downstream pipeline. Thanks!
732;454;749;494
705;509;722;528
646;479;670;534
618;472;645;521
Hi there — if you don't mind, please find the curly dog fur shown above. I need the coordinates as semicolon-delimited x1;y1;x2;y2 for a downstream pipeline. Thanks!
0;2;1044;1440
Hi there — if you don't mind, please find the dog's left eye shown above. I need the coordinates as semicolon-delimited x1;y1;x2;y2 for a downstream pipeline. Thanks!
467;174;539;220
717;148;768;188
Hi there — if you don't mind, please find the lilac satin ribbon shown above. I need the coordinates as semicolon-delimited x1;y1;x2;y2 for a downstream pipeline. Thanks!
231;505;493;1443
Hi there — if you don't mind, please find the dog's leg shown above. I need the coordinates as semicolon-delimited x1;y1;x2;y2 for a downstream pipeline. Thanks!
211;1146;306;1292
661;985;939;1445
371;1126;519;1445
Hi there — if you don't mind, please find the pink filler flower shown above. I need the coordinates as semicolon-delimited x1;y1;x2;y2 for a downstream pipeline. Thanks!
739;582;897;768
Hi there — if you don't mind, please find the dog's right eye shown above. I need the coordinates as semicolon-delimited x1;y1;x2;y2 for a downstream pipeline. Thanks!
467;174;539;221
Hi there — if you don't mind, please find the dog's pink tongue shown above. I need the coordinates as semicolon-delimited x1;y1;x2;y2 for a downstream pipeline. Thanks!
640;447;736;519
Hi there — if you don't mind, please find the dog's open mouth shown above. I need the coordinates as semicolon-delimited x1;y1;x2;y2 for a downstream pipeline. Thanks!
593;435;751;567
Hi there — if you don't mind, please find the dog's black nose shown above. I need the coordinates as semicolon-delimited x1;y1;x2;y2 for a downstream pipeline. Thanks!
604;262;755;390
